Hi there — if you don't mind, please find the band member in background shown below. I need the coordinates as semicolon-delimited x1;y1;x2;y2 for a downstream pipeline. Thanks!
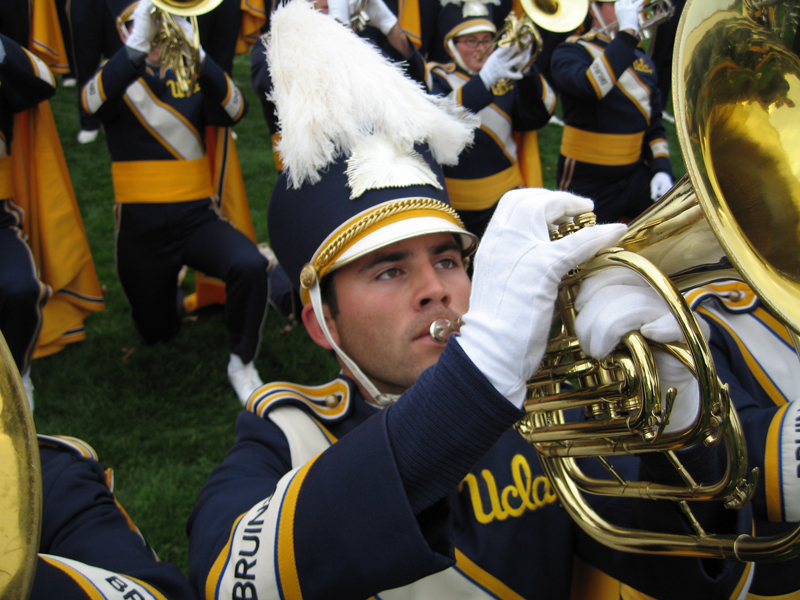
187;3;751;598
551;0;674;223
82;0;271;404
425;0;555;238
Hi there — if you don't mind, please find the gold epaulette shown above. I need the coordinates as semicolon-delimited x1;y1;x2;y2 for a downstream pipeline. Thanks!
37;434;99;461
246;377;353;423
684;281;758;312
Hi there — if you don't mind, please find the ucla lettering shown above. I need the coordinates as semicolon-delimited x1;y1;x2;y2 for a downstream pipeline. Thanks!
165;80;201;98
632;57;653;74
461;454;557;524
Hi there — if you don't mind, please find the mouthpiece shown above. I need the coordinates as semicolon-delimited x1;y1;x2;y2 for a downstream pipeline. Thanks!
429;317;463;343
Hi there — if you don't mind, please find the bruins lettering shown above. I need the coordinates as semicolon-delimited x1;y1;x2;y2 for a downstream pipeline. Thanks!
232;497;271;600
460;454;557;524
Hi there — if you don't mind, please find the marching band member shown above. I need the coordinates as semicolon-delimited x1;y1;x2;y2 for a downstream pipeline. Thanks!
32;435;197;599
0;32;56;408
187;3;751;598
81;0;271;404
425;0;555;237
551;0;674;223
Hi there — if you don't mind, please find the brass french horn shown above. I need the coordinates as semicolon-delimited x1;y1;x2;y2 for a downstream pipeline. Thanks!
517;0;800;561
150;0;224;96
433;0;800;561
479;0;590;86
0;332;40;600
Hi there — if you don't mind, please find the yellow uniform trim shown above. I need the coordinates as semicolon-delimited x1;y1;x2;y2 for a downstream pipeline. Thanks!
454;549;526;600
446;164;524;211
206;513;246;600
570;557;623;599
39;556;106;600
765;403;791;522
560;125;643;166
112;159;214;203
754;307;794;347
747;591;800;599
277;456;320;600
697;307;787;406
0;155;15;198
249;379;350;423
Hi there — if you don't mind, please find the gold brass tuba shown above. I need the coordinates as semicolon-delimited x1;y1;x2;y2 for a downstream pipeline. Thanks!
0;332;41;600
150;0;224;96
516;0;800;561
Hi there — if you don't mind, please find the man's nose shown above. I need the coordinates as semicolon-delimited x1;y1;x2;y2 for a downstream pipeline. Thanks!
414;263;449;309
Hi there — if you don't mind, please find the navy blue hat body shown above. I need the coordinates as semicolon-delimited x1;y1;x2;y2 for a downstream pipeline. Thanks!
268;144;459;294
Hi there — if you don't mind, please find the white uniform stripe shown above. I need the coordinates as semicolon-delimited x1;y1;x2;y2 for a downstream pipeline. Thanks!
40;555;163;599
650;139;669;157
443;72;517;161
26;49;55;87
222;74;245;120
125;80;205;160
542;76;556;113
617;69;651;121
588;55;614;97
778;400;800;521
216;468;300;599
701;303;800;398
83;72;105;114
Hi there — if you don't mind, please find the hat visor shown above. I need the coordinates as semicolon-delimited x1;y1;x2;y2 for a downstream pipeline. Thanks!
333;216;477;272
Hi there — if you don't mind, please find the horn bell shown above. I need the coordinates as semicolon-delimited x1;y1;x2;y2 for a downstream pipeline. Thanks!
151;0;224;17
519;0;590;33
0;332;41;600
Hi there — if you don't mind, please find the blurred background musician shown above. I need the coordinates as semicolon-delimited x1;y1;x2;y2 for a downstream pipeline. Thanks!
1;23;104;411
81;0;270;404
550;0;673;223
68;0;123;143
425;0;555;238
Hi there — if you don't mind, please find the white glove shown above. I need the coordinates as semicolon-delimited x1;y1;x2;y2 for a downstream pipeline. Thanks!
574;268;710;433
327;0;396;34
177;17;206;64
364;0;398;35
458;189;627;408
479;45;527;90
650;171;672;201
615;0;644;35
326;0;352;24
125;0;156;54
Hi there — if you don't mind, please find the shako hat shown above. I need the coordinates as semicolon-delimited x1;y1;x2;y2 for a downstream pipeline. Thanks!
438;0;498;51
265;0;479;406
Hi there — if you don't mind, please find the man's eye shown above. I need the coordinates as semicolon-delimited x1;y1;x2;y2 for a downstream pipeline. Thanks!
376;267;401;280
436;258;459;269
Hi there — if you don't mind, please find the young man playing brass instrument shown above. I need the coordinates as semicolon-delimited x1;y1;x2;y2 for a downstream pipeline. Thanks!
187;1;752;597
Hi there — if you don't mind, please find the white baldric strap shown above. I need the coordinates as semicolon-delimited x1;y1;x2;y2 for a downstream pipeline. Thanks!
309;280;398;407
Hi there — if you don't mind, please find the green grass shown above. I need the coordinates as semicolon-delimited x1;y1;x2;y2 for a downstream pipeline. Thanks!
32;53;686;576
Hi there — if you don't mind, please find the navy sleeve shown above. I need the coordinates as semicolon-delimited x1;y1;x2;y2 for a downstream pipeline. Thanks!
34;445;196;600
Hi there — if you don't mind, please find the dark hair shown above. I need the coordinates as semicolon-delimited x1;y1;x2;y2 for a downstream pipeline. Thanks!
320;272;339;319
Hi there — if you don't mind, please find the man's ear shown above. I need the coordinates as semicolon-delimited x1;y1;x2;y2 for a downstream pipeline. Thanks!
301;302;340;350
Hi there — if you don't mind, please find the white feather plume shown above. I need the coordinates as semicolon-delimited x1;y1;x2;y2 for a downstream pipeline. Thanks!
267;0;479;190
345;135;443;199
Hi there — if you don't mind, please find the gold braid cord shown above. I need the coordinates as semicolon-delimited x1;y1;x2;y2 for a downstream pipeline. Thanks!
304;199;464;287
